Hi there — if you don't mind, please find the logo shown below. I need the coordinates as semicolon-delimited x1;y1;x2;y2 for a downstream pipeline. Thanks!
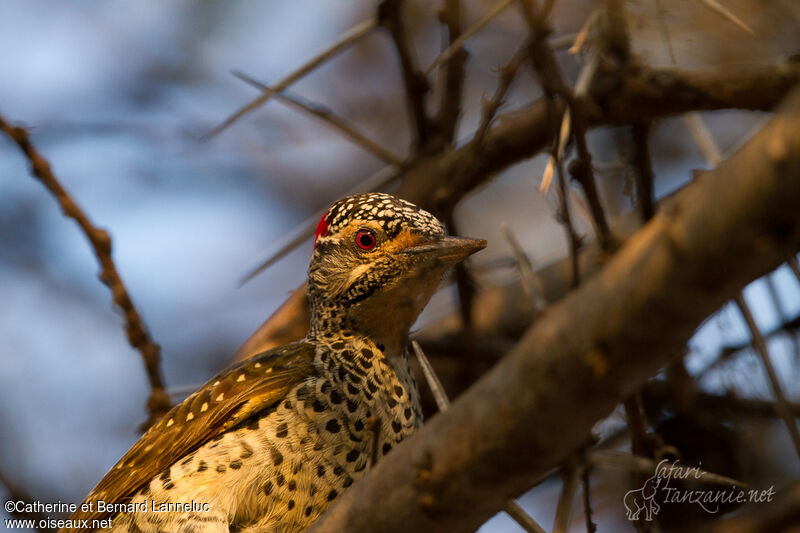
623;459;775;521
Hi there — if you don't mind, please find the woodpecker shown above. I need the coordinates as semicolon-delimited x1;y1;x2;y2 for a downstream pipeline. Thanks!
63;192;486;533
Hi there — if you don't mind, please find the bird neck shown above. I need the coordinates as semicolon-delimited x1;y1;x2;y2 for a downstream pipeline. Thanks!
308;301;410;359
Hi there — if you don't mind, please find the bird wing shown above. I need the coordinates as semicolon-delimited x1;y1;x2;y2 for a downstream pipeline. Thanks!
63;340;317;532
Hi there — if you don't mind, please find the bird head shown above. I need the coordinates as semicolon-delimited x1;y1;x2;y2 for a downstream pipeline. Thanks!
307;193;485;354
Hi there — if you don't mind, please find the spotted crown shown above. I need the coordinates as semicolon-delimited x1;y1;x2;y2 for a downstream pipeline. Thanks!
315;193;445;245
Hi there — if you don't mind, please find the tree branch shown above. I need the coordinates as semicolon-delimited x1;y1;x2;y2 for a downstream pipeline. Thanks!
632;121;656;221
203;17;377;139
0;114;171;429
232;71;405;166
398;56;800;217
308;86;800;533
238;57;800;277
434;0;466;145
378;0;433;150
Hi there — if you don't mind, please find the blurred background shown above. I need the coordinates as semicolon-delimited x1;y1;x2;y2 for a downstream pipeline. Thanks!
1;0;799;531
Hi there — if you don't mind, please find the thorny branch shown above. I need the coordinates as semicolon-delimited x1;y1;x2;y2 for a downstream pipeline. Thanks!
426;0;515;74
470;45;529;147
398;54;800;218
522;0;613;250
0;114;171;430
308;85;800;533
204;17;378;139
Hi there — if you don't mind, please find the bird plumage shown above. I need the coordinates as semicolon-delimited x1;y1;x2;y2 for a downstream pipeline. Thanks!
62;193;485;532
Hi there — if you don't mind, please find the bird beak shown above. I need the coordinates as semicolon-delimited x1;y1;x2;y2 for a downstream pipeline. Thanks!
401;236;487;264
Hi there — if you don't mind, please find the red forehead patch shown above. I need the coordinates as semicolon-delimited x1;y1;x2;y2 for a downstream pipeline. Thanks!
313;213;330;247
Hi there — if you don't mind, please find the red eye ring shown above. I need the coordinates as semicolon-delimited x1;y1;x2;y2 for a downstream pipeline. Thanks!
355;230;377;250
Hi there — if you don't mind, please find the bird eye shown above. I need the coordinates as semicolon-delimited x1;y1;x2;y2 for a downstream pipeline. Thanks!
355;230;377;250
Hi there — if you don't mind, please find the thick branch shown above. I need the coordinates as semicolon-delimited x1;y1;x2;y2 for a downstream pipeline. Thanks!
309;86;800;533
0;115;171;429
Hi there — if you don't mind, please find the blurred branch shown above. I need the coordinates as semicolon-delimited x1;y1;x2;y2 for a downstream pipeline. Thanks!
425;0;515;75
470;45;529;147
581;467;597;533
632;122;656;221
734;294;800;461
501;223;547;314
642;381;800;419
601;0;630;63
308;85;800;533
232;71;404;166
556;158;583;287
434;0;466;145
0;114;170;430
700;311;800;376
378;0;433;150
204;17;377;139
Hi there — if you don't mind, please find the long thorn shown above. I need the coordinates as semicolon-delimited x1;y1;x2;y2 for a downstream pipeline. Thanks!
697;0;756;36
232;70;404;166
504;501;548;533
204;17;378;140
569;10;599;55
501;223;546;312
684;112;723;167
411;341;546;533
411;341;450;410
554;465;581;533
425;0;516;75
